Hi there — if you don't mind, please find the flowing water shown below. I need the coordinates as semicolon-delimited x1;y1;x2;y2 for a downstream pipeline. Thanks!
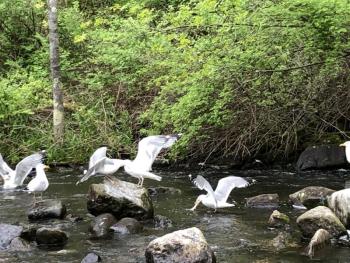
0;167;350;262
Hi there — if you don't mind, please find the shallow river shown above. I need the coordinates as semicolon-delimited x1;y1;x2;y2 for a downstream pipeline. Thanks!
0;167;350;262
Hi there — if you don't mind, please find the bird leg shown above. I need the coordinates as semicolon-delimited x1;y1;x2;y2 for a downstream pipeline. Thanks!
40;192;43;201
140;177;144;188
189;198;201;211
33;192;37;205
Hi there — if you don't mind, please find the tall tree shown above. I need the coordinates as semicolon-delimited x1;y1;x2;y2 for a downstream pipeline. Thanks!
48;0;64;143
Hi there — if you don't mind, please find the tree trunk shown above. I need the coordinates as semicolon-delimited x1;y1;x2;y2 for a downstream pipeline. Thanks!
48;0;64;143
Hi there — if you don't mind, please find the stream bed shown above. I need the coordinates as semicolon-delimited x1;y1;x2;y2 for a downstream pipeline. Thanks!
0;167;350;262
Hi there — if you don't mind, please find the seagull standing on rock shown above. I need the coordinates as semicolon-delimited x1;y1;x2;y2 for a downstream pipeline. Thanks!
0;151;46;189
189;174;249;212
76;134;181;187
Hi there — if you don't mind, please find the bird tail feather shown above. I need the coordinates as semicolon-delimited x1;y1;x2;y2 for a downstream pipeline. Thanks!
144;172;162;181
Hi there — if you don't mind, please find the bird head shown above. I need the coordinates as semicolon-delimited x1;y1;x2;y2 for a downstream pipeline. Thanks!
340;141;350;147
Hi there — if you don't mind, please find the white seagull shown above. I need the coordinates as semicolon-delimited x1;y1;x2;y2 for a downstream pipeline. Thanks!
120;134;181;187
76;147;124;185
26;163;50;203
189;174;249;211
340;141;350;163
0;151;45;189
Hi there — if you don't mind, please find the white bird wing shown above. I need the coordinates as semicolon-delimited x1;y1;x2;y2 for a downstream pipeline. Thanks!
0;153;14;177
193;175;217;205
132;134;180;171
89;147;107;168
13;152;44;186
77;157;113;184
214;176;249;203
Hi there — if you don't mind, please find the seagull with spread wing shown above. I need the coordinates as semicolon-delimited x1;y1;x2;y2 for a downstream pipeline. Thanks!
121;134;181;187
76;146;124;185
0;151;46;189
189;174;249;211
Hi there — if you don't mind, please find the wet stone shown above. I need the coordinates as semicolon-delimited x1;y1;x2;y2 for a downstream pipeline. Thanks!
0;224;23;250
154;215;173;229
89;213;116;239
246;194;279;208
36;227;68;247
268;210;290;228
81;252;102;263
9;237;31;252
110;217;142;235
87;178;154;220
327;189;350;228
289;186;335;209
145;227;216;263
20;225;37;242
27;200;67;221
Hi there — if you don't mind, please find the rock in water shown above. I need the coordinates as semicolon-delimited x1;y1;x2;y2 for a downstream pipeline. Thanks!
268;210;290;228
81;252;102;263
87;177;154;220
27;200;67;220
9;237;31;252
154;215;173;229
0;224;23;250
89;213;116;239
148;187;181;196
305;229;331;258
110;217;142;235
296;206;346;238
36;227;68;247
145;227;216;263
245;194;279;208
327;189;350;228
296;145;347;171
289;186;335;209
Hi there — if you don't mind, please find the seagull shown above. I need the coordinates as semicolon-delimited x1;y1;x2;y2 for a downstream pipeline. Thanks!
189;174;249;211
26;163;50;203
76;147;124;185
120;134;181;187
340;141;350;163
0;151;45;189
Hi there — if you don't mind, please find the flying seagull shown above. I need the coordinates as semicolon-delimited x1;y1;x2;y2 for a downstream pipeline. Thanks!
26;163;50;203
0;151;46;189
76;147;124;185
340;141;350;163
189;174;249;211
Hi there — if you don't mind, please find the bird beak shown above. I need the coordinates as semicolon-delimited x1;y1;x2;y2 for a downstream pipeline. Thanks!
340;143;346;147
43;165;50;170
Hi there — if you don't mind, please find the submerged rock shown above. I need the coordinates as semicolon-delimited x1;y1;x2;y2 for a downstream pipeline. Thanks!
110;217;142;235
36;227;68;246
154;215;173;229
27;200;67;221
9;237;31;252
327;189;350;227
296;145;347;171
289;186;335;209
269;232;296;251
89;213;116;239
246;194;279;208
20;225;37;242
296;206;346;238
81;252;102;263
268;210;290;228
87;177;154;220
148;187;181;196
0;224;23;250
145;227;216;263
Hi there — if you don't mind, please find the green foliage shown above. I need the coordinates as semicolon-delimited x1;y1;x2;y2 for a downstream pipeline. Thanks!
0;0;349;163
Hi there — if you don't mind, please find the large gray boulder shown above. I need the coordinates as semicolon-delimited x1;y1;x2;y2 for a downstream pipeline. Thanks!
289;186;335;209
296;206;346;238
0;224;23;250
327;189;350;227
27;200;67;220
245;194;279;208
89;213;116;239
36;227;68;246
87;177;154;220
297;145;347;171
145;227;216;263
